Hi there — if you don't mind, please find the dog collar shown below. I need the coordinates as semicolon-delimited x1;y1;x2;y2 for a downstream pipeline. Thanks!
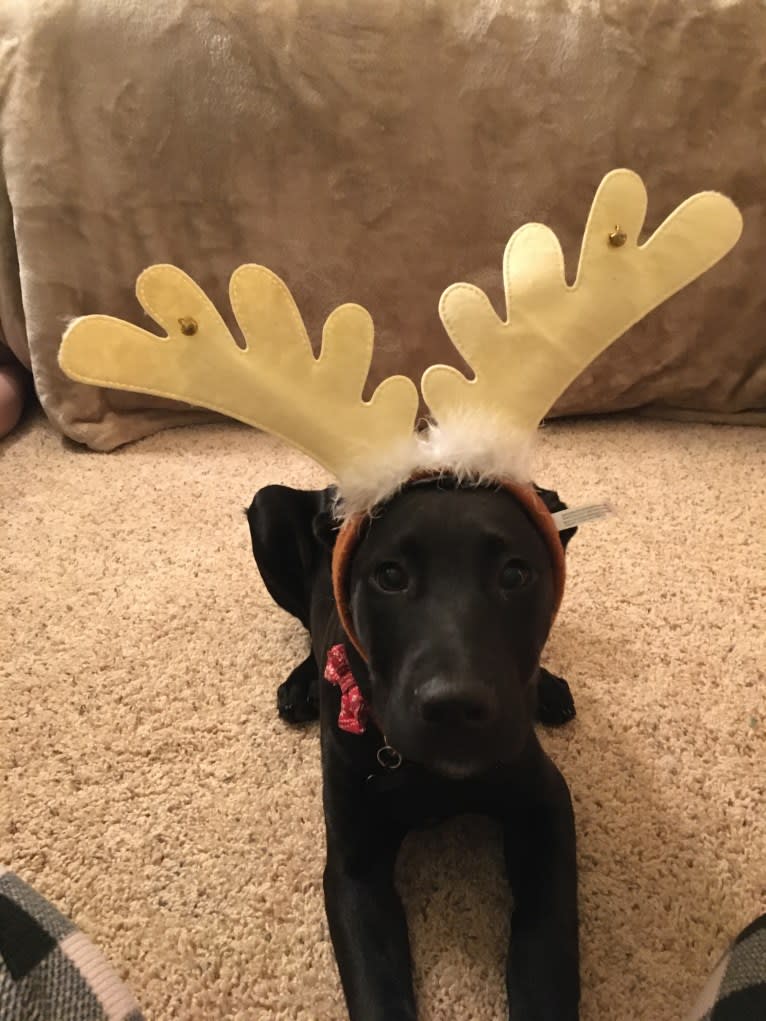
330;477;567;661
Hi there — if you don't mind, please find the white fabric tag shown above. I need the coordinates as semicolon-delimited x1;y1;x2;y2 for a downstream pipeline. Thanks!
551;503;613;531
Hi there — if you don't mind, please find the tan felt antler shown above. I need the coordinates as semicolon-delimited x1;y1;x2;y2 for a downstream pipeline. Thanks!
59;264;419;482
422;169;743;434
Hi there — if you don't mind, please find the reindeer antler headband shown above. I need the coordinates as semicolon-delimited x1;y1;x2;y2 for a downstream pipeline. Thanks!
59;169;741;657
59;170;742;516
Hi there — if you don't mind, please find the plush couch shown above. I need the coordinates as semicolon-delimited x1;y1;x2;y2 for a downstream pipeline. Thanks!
1;0;764;448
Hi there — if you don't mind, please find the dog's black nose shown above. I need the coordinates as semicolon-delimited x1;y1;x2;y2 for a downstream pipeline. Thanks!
417;680;494;728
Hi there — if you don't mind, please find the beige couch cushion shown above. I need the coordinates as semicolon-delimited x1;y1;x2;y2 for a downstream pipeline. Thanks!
1;0;764;450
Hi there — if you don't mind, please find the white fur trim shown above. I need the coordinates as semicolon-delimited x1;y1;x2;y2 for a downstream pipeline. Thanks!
335;411;536;518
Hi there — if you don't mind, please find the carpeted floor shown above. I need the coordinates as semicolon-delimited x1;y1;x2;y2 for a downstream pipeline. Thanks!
1;411;764;1021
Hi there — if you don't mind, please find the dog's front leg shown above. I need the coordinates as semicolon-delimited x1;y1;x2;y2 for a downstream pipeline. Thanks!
502;753;579;1021
323;804;415;1021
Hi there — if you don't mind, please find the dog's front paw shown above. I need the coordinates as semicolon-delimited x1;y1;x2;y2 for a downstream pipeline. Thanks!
277;677;319;723
277;658;320;724
536;668;576;727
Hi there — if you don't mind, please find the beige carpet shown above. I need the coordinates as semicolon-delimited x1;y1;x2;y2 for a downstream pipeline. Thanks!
1;411;764;1021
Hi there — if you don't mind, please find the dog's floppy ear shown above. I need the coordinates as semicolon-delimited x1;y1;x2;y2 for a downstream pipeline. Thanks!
311;492;342;552
533;484;577;550
246;485;334;627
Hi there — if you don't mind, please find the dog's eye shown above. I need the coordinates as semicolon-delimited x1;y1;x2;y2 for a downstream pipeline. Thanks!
499;561;532;592
374;562;409;593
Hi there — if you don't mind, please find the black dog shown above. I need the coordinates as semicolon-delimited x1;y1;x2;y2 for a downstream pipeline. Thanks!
247;479;579;1021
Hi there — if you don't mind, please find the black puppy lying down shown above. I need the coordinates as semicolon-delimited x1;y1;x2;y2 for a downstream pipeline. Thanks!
247;479;579;1021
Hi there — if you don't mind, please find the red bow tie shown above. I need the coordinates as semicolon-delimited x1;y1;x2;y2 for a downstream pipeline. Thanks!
324;643;369;735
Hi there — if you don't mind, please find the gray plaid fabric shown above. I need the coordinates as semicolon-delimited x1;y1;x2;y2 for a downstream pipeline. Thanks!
686;914;766;1021
1;867;762;1019
0;870;144;1021
0;874;76;944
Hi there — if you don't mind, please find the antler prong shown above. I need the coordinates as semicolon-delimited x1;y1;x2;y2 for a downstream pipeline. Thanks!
423;169;742;439
60;264;419;491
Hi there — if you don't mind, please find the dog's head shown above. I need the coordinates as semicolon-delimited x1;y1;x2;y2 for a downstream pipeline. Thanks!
337;480;572;778
248;480;575;781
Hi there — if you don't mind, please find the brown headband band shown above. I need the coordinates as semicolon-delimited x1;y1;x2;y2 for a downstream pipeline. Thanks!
331;479;567;660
